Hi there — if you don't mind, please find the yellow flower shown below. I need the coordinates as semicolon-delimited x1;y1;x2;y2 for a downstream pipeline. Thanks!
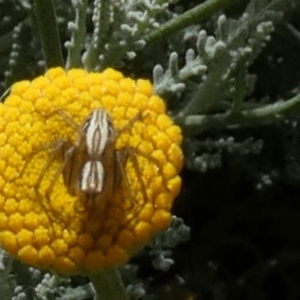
0;68;183;275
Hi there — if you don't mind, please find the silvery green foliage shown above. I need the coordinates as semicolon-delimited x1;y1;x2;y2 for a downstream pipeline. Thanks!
80;0;180;69
12;266;42;300
184;136;263;172
33;272;96;300
5;23;22;83
150;249;174;272
8;260;95;300
154;0;293;174
256;173;274;190
110;217;189;298
149;216;190;249
0;1;46;89
286;25;300;97
122;264;149;300
148;216;190;272
126;282;149;300
154;0;285;116
153;51;207;100
0;1;29;89
0;247;14;300
120;217;190;298
0;1;28;36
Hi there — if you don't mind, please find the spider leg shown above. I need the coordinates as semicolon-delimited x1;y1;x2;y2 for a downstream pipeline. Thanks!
119;146;150;209
127;146;169;192
33;140;67;195
44;142;76;199
32;140;73;228
14;139;67;183
55;110;83;136
111;112;144;142
115;149;135;208
37;109;83;134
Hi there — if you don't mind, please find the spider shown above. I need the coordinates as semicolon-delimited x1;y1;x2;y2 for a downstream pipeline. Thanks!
54;108;146;208
19;108;164;224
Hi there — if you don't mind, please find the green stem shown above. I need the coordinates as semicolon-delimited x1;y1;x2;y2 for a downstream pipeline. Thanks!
66;0;88;69
231;65;247;114
89;269;130;300
178;93;300;135
83;0;111;71
32;0;64;68
145;0;239;44
179;66;229;117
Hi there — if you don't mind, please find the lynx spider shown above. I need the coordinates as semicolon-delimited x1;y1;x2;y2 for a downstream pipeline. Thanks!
20;108;165;223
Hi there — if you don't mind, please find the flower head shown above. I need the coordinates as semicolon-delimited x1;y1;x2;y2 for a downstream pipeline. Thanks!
0;68;183;275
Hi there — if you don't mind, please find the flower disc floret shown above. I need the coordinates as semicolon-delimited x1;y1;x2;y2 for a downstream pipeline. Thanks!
0;68;183;275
